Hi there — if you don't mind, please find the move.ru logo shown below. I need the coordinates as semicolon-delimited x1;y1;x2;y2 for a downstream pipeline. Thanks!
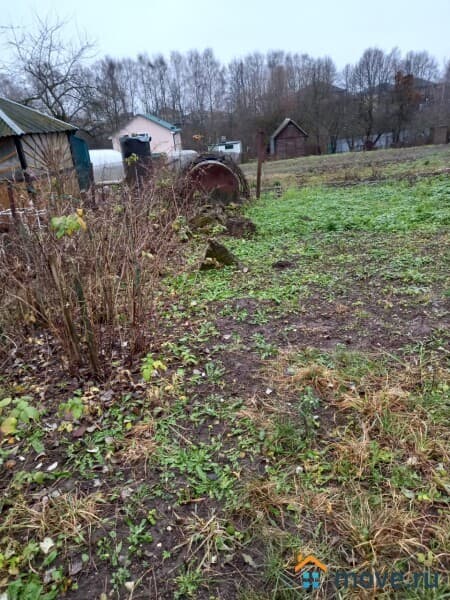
294;554;328;590
293;551;444;592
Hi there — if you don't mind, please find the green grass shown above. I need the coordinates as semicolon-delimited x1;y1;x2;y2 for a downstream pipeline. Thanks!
1;160;449;598
242;144;450;187
169;178;449;308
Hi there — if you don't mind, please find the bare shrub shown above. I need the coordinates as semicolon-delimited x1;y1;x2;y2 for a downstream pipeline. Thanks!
0;177;192;376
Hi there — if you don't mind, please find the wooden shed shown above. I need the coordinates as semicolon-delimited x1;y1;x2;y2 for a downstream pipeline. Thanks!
0;97;78;213
431;125;448;145
269;118;308;160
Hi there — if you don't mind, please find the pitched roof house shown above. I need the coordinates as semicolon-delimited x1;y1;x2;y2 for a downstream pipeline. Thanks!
270;118;308;159
111;114;182;154
0;96;77;182
0;97;84;217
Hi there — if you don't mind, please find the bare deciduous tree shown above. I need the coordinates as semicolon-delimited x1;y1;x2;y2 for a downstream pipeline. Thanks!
85;57;133;137
349;47;399;148
2;15;446;158
402;51;439;81
2;15;95;122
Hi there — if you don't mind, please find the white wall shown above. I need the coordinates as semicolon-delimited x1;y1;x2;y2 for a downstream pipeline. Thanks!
208;141;242;163
112;116;182;154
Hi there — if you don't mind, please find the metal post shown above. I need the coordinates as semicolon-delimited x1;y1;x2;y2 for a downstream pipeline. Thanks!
256;130;265;199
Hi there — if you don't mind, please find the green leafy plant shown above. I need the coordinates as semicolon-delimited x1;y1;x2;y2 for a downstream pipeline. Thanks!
96;532;124;568
141;353;167;382
163;342;198;366
252;333;278;359
7;576;59;600
58;392;85;420
110;566;131;591
0;396;40;435
126;519;153;556
11;470;60;489
204;361;226;383
174;568;204;599
50;210;86;239
125;153;139;165
0;540;40;580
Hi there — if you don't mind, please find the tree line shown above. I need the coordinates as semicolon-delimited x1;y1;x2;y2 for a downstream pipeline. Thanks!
1;16;449;156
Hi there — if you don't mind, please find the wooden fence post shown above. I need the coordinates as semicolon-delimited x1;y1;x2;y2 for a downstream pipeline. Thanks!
7;181;19;226
256;130;265;199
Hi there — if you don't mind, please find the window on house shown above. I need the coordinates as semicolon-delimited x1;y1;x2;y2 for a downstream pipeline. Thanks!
224;143;234;150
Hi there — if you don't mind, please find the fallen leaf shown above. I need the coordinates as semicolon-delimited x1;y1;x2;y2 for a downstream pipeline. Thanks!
69;558;83;576
223;553;234;564
101;390;114;402
401;488;415;499
40;537;55;554
1;417;17;435
121;487;133;500
43;569;53;584
72;425;87;438
241;553;258;568
47;462;58;472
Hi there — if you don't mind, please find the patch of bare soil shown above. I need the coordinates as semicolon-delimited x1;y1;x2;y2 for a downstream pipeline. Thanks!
214;290;449;356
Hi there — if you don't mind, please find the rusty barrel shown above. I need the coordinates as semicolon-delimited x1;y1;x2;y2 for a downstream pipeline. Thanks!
180;153;250;205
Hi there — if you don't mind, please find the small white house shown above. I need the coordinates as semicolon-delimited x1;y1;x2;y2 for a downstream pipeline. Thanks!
111;114;182;155
208;139;242;163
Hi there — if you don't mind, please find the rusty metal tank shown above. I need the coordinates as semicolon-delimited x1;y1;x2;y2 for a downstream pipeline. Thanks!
179;153;250;205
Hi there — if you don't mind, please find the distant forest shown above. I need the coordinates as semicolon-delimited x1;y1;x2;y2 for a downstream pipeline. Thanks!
1;16;449;156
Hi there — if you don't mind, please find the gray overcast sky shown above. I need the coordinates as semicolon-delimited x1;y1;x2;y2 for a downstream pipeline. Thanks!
1;0;449;69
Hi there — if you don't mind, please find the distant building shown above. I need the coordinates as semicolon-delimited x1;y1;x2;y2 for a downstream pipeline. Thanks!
270;118;308;159
0;96;77;182
111;114;182;154
208;139;242;163
0;97;83;213
335;128;435;153
431;125;448;145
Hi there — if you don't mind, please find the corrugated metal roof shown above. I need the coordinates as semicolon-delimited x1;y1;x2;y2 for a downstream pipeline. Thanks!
0;97;77;139
137;113;181;133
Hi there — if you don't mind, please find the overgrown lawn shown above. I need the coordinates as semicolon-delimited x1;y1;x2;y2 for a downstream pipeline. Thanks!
1;167;449;599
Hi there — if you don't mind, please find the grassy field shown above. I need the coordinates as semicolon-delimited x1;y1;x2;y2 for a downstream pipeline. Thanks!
0;151;449;599
241;144;450;188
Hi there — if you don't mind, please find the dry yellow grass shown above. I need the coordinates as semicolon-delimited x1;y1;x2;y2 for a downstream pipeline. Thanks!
115;420;157;471
234;346;450;593
1;491;103;539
